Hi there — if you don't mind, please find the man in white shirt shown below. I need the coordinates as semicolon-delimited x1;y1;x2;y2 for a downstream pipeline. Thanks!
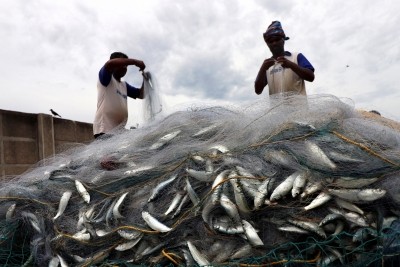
93;52;146;138
254;21;315;96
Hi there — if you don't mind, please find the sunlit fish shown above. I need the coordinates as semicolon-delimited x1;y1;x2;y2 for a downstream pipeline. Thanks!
150;129;181;150
142;211;172;232
328;188;386;203
53;191;72;221
303;140;336;170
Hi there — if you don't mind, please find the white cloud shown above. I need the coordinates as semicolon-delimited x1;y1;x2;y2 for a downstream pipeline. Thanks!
1;0;399;129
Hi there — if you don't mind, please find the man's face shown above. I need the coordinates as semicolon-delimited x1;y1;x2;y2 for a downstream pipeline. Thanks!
265;36;285;55
114;66;127;79
112;55;128;80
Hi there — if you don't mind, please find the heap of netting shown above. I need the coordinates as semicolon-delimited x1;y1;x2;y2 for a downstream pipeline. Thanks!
1;94;400;267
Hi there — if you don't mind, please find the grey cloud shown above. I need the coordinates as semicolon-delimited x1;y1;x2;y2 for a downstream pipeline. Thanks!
172;53;247;99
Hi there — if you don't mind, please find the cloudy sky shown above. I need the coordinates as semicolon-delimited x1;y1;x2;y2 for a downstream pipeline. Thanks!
1;0;399;129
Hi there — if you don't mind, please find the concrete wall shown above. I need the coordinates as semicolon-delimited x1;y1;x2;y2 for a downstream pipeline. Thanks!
0;109;93;181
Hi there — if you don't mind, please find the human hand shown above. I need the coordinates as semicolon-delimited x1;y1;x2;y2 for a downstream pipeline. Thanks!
135;60;146;71
261;58;276;70
276;57;294;69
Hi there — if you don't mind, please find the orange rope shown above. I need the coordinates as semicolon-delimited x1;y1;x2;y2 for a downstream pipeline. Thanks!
332;130;399;167
234;251;321;267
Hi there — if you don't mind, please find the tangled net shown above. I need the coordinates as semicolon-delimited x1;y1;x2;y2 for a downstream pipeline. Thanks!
1;94;400;266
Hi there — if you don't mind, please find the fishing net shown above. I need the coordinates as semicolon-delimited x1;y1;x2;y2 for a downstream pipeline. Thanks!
142;71;163;123
1;94;400;266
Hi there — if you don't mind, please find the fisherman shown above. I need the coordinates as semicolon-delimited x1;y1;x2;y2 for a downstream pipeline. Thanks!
93;52;147;139
254;21;315;96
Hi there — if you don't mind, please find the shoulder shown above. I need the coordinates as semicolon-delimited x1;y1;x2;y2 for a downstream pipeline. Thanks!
99;66;112;87
294;52;315;71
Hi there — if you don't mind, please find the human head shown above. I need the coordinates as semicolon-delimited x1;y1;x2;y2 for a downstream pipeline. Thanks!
110;52;128;60
263;21;289;43
110;52;128;80
263;21;288;56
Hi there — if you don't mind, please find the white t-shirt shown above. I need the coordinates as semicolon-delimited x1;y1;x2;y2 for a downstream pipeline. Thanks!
266;52;307;96
93;76;129;135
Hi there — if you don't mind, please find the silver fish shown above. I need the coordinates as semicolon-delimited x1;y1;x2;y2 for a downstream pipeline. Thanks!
77;206;95;230
113;192;129;219
335;198;365;215
239;178;262;199
21;211;42;234
326;247;344;265
73;229;91;241
96;229;112;237
291;171;308;198
118;229;142;240
332;220;345;235
115;234;143;251
300;181;323;199
319;254;339;266
72;254;85;263
205;158;214;173
229;172;251;213
48;256;59;267
278;225;310;234
287;218;327;238
328;188;386;203
164;191;185;216
181;248;195;266
230;244;253;259
187;241;210;266
209;144;229;154
270;172;298;201
191;155;206;164
303;140;336;170
142;211;172;232
220;194;241;224
150;129;181;150
105;199;117;227
319;213;344;227
332;177;379;189
5;203;16;222
202;198;216;226
58;253;71;266
148;174;177;202
53;191;72;221
242;220;264;246
213;222;244;235
192;124;219;137
264;149;302;170
172;194;190;218
211;169;230;205
235;166;256;179
75;180;90;204
329;207;369;227
124;165;154;175
186;168;213;182
186;178;200;207
254;177;274;209
328;151;365;163
304;192;332;211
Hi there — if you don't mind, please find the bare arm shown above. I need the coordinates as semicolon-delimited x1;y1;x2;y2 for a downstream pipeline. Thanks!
276;57;315;82
254;58;276;94
104;58;146;73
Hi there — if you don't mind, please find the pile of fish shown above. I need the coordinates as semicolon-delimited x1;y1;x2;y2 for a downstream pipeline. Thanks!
1;94;400;266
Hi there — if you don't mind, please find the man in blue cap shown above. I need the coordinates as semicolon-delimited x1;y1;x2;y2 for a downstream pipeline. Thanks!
254;21;315;96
